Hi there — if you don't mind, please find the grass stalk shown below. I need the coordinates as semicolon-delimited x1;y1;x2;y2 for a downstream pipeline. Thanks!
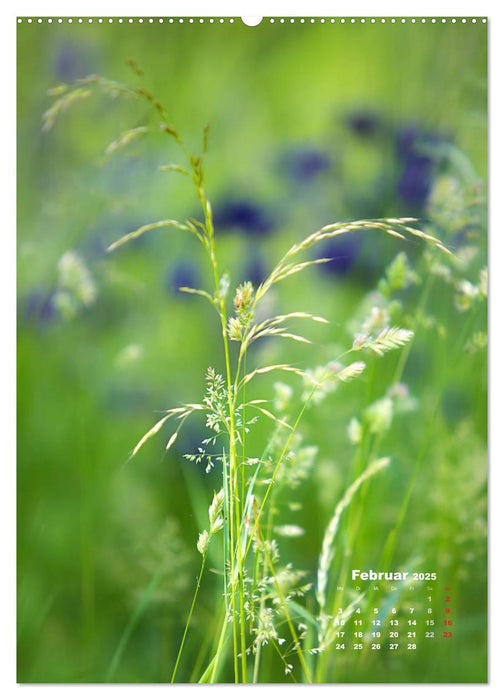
170;554;207;682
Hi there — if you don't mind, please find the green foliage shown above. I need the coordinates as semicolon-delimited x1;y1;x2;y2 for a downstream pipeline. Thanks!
40;66;464;684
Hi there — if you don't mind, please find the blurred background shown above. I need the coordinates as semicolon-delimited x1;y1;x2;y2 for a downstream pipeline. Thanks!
17;18;487;683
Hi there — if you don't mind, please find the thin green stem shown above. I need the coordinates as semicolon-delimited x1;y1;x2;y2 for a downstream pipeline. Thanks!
254;503;313;682
252;498;276;682
270;637;298;682
269;579;312;682
243;397;312;562
202;608;229;683
241;350;247;507
392;274;434;386
171;555;207;683
195;184;248;681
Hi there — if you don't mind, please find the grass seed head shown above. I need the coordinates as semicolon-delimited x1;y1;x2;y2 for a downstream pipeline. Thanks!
197;530;209;556
227;316;243;341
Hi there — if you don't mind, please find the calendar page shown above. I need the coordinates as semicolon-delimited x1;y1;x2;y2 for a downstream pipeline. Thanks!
17;14;487;685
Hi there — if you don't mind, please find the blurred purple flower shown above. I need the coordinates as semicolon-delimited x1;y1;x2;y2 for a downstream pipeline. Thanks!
54;43;94;82
395;126;447;210
22;289;56;327
213;198;274;237
397;156;434;209
318;237;361;276
281;147;331;182
242;255;267;287
346;111;382;138
167;260;200;296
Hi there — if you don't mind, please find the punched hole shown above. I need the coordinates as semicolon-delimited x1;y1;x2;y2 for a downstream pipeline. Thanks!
241;17;263;26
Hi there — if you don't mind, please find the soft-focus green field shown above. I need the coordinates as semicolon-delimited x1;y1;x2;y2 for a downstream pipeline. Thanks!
17;18;487;683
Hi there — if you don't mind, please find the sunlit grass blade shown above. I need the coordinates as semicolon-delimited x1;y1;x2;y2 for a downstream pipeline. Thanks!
104;126;150;156
179;287;217;308
160;163;189;175
252;406;293;430
107;220;192;252
356;327;414;356
42;87;93;131
242;364;305;386
316;457;390;616
131;414;173;457
337;361;366;382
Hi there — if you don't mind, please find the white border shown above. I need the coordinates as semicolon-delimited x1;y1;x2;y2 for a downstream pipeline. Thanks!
4;3;501;698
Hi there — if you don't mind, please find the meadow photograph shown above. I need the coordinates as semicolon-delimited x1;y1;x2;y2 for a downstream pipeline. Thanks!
16;15;487;684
